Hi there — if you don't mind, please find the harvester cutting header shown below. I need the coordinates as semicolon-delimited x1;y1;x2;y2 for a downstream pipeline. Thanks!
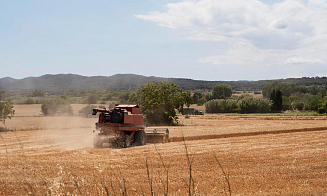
92;104;169;148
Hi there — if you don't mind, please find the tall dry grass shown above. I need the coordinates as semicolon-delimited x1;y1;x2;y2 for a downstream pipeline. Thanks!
0;137;232;196
1;130;327;195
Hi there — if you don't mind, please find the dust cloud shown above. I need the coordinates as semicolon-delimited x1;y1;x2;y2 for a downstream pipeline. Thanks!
32;117;97;151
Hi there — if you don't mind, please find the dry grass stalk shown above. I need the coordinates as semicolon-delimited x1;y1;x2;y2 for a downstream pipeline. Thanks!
118;167;127;196
182;136;196;196
146;154;154;196
1;111;327;195
0;134;10;169
70;169;85;196
155;145;169;196
38;173;52;196
96;167;111;196
213;153;231;196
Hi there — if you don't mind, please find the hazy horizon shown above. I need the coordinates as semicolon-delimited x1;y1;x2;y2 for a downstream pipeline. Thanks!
1;72;324;82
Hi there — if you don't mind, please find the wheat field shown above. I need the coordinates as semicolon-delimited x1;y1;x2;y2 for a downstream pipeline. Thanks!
0;105;326;195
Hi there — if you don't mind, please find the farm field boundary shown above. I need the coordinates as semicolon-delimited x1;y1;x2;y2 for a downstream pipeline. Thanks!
170;126;327;142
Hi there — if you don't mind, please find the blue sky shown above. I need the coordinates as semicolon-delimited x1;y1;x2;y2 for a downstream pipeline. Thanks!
1;0;326;81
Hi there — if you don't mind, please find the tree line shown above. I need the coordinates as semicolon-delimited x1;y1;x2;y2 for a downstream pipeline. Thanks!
1;79;327;127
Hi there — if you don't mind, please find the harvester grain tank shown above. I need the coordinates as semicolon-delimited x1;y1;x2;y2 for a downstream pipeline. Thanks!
92;104;169;148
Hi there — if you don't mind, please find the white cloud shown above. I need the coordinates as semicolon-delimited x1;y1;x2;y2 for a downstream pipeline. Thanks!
135;0;327;68
268;19;288;29
286;57;324;64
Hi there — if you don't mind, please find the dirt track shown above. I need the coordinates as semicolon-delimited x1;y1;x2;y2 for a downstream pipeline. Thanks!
1;114;327;195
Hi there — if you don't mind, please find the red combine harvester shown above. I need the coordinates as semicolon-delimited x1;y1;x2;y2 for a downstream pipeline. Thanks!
92;104;169;148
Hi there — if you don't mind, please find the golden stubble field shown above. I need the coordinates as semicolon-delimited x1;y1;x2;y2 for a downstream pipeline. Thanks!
0;105;327;195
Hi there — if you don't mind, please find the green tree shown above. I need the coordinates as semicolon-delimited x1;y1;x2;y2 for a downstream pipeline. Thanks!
275;90;283;112
270;89;276;111
192;91;203;104
197;97;207;106
294;85;309;94
129;81;192;125
0;91;6;101
212;84;232;99
0;101;15;125
31;89;45;97
270;90;283;112
205;93;214;101
309;85;320;95
263;82;296;97
294;102;305;111
307;97;324;111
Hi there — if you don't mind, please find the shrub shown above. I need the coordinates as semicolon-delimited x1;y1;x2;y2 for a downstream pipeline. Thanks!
236;94;253;101
318;107;325;114
119;92;130;101
238;97;272;113
31;89;45;97
293;102;305;111
85;94;98;104
79;105;97;117
307;98;324;111
41;98;73;116
25;98;35;104
197;98;207;106
205;99;238;113
99;100;107;104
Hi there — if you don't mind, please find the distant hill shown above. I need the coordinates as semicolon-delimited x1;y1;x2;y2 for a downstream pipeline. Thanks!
0;74;326;93
0;77;18;84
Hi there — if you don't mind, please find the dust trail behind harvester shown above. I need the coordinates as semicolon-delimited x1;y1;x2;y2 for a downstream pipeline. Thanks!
31;117;97;151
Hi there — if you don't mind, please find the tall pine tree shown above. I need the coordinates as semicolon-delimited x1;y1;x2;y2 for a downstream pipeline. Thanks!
275;90;283;112
270;89;276;111
270;89;283;112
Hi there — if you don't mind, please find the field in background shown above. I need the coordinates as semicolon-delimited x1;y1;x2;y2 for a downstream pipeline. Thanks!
13;104;90;116
1;104;327;195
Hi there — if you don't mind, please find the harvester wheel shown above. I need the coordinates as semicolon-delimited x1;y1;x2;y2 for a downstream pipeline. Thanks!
134;129;146;146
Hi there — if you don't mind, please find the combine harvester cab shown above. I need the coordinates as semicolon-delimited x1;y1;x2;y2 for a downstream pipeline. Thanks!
92;104;169;148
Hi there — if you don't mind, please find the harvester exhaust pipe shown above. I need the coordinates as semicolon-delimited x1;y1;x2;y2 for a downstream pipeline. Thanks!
145;128;170;143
